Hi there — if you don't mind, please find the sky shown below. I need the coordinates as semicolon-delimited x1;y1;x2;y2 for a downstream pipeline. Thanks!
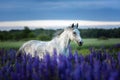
0;0;120;21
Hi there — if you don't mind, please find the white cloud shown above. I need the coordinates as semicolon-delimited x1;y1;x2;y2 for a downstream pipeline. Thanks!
0;0;120;10
0;20;120;30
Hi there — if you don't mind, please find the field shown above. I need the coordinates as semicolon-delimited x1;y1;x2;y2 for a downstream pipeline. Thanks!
0;38;120;55
71;38;120;55
0;38;120;80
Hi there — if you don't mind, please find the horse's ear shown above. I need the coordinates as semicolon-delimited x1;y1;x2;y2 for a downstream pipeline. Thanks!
76;23;78;28
71;23;74;28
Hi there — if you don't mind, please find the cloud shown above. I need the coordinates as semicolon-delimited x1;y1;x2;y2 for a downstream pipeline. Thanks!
0;0;120;21
0;20;120;30
0;0;120;10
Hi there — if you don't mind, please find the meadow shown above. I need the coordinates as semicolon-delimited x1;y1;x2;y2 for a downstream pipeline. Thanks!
0;38;120;55
0;41;120;80
0;38;120;80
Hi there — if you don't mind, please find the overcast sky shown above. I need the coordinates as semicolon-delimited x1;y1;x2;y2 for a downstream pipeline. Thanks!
0;0;120;21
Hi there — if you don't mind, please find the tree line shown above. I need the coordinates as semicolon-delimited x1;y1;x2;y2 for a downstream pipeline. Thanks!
80;28;120;38
0;27;120;41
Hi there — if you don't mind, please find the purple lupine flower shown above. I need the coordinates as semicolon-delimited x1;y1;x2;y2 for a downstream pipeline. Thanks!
68;46;74;61
26;63;32;79
79;54;84;63
96;50;102;60
109;71;119;80
118;52;120;66
32;56;40;72
111;58;117;70
8;49;16;60
51;49;58;65
65;69;72;80
32;72;40;80
0;47;120;80
11;72;18;80
74;51;79;64
93;59;101;80
43;52;51;64
114;43;120;48
89;53;94;65
0;70;3;79
73;65;81;80
84;63;92;80
14;62;21;73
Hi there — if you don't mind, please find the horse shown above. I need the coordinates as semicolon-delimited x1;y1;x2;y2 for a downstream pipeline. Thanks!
17;23;83;58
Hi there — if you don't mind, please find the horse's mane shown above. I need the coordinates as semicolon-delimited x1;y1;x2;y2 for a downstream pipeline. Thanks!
53;29;64;38
53;27;73;38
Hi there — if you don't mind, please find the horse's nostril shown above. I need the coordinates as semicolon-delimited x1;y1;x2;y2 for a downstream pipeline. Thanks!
80;42;82;44
80;42;81;44
79;42;83;46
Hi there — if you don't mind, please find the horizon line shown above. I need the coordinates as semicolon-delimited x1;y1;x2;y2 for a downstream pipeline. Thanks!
0;20;120;27
0;20;120;31
1;19;120;22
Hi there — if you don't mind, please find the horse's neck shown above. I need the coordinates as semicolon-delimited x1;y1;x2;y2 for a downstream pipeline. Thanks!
56;31;70;51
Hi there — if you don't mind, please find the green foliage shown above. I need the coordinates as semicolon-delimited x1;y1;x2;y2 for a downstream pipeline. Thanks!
80;28;120;38
28;32;36;38
0;27;120;41
98;36;108;40
22;26;32;38
37;34;51;41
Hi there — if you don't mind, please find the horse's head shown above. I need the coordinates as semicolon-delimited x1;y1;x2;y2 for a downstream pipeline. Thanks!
66;23;83;46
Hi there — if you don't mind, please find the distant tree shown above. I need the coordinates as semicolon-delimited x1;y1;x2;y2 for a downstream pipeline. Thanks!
37;34;51;41
28;32;36;38
0;32;4;41
22;26;31;38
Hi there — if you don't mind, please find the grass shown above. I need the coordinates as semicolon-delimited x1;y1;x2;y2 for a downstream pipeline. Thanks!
71;38;120;49
0;38;120;55
71;38;120;55
0;41;25;49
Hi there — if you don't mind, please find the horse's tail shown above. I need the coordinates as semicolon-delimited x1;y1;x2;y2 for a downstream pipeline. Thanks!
16;47;24;57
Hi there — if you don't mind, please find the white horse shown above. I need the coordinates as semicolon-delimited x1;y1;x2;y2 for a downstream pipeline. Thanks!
17;23;83;58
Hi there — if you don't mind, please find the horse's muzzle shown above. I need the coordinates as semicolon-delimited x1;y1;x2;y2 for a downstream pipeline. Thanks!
78;41;83;46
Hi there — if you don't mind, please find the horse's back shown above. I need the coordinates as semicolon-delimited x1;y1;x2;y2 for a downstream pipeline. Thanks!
17;40;47;58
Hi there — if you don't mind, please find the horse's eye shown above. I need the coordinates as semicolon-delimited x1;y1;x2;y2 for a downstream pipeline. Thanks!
73;32;76;35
